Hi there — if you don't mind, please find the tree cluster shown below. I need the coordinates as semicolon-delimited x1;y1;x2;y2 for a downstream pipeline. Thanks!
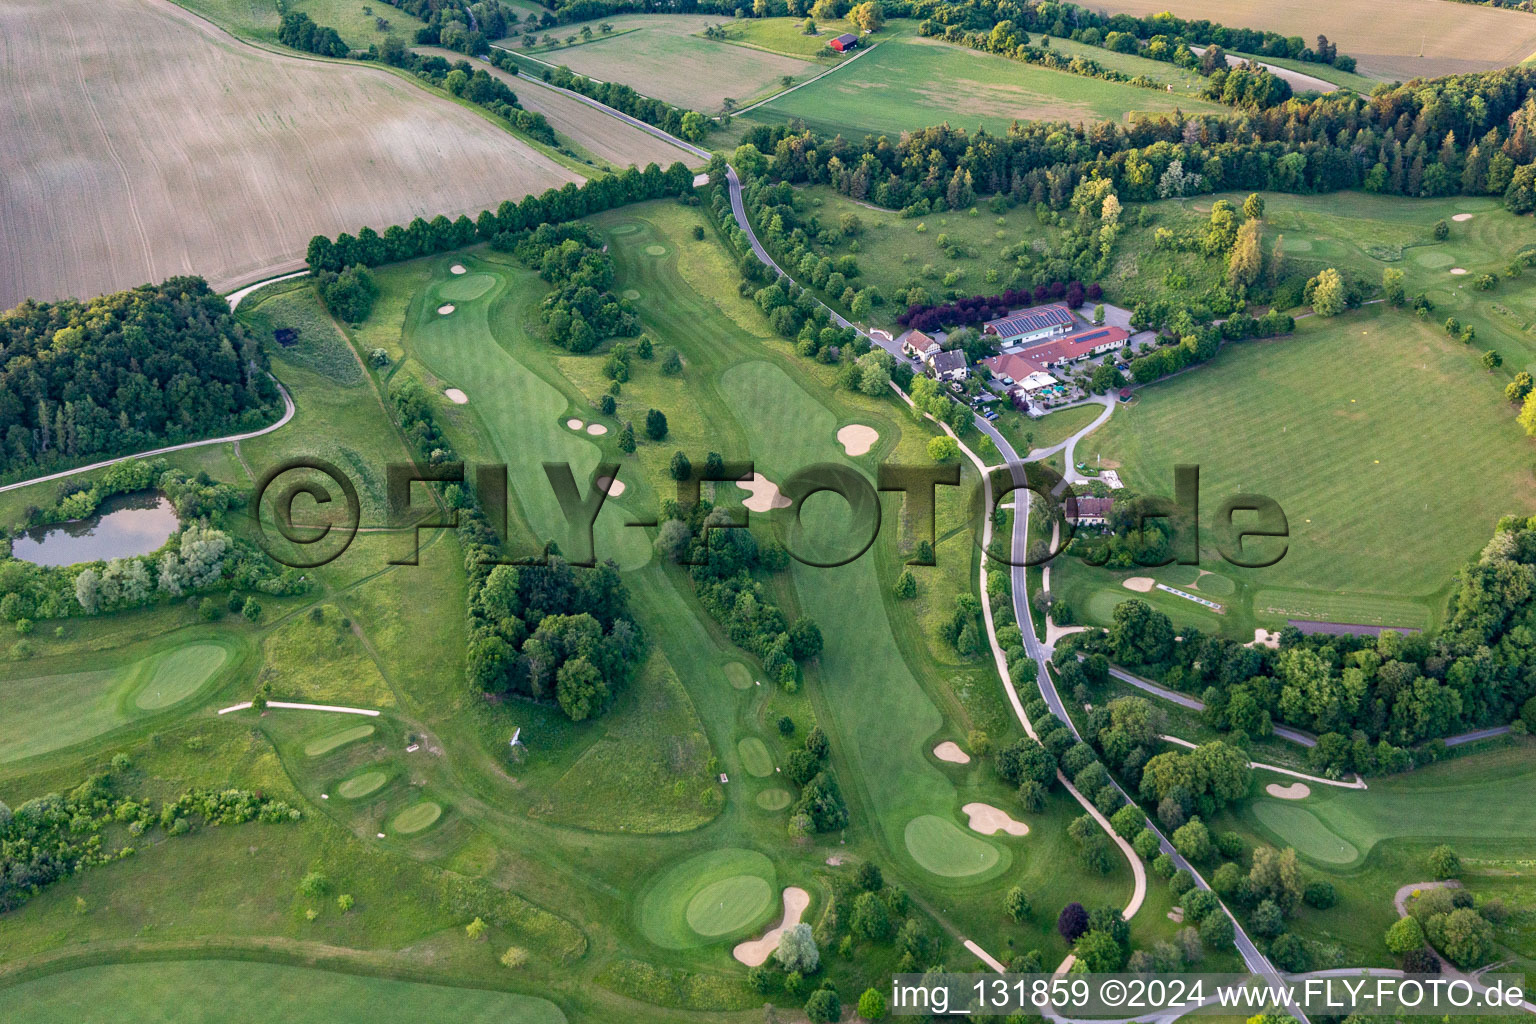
0;278;278;479
500;221;638;351
277;11;349;56
543;66;712;142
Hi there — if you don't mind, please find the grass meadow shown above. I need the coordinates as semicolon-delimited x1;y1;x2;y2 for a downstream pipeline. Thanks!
746;34;1225;139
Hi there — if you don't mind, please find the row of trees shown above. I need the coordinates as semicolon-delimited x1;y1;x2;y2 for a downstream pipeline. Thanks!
306;161;696;273
277;11;349;56
371;46;558;146
541;65;712;142
0;278;280;479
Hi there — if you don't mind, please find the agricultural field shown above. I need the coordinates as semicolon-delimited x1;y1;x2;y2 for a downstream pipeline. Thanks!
745;34;1226;139
1086;0;1536;79
502;14;817;111
712;15;864;60
414;48;704;171
0;0;578;307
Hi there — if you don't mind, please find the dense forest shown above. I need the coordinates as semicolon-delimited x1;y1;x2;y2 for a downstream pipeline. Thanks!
1056;513;1536;776
0;278;280;479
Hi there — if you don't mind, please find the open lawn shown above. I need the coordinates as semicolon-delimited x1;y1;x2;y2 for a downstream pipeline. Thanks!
505;14;815;112
1083;0;1536;80
1;960;565;1024
0;636;241;764
713;16;863;60
1071;302;1536;637
0;0;577;307
747;35;1225;139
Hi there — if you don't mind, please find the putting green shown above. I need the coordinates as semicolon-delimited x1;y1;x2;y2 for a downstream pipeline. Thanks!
304;724;375;757
1251;800;1359;865
621;288;641;300
1191;571;1236;598
637;848;777;949
723;662;752;689
132;642;230;710
684;875;774;937
903;815;1002;878
1412;249;1456;268
643;244;667;256
391;801;443;834
0;637;239;764
437;273;496;301
737;737;773;777
756;788;791;811
337;770;388;799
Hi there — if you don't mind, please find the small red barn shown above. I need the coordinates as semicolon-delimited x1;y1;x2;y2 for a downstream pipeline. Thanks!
829;32;858;52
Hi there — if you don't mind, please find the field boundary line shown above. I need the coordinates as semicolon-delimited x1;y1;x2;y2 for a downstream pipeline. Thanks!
733;41;878;115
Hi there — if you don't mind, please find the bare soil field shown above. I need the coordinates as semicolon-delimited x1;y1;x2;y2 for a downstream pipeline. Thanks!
1086;0;1536;80
416;48;701;169
506;14;816;111
0;0;580;307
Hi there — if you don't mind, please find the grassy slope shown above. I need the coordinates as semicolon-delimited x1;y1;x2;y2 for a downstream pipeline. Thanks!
171;0;428;49
749;34;1225;139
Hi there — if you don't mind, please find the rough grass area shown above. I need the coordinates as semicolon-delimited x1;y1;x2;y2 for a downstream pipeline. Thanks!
0;0;577;307
748;34;1223;138
1084;0;1536;79
172;0;429;49
260;604;396;707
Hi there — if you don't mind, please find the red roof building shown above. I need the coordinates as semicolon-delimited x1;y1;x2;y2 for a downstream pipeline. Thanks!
829;33;859;51
982;325;1129;378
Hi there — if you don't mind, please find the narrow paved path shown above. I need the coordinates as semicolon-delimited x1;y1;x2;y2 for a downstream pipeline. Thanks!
733;42;879;115
217;700;381;717
1108;665;1320;748
1158;734;1367;790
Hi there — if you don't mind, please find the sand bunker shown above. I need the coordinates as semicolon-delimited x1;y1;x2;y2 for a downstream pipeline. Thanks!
732;887;810;966
1123;577;1156;592
1266;782;1311;800
737;473;791;513
1251;628;1280;649
1450;268;1468;275
837;424;879;456
1452;213;1474;222
933;741;971;765
1167;907;1184;923
962;802;1029;837
450;264;467;274
566;418;585;430
436;304;455;315
586;423;608;436
597;475;626;497
444;388;468;405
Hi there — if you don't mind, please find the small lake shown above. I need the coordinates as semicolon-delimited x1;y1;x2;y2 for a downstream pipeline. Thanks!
11;491;180;567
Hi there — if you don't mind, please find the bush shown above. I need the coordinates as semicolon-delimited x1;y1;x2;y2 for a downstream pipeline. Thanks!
1428;845;1461;880
644;408;669;440
858;987;887;1020
1269;932;1310;971
1303;880;1337;910
805;989;841;1024
1215;831;1245;859
1005;886;1032;921
1386;914;1426;955
1058;901;1089;942
1169;869;1195;897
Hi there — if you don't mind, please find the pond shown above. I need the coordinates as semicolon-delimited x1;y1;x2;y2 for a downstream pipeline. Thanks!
11;491;180;567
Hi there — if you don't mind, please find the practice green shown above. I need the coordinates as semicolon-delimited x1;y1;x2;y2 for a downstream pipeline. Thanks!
304;724;375;757
337;770;388;799
737;737;773;777
756;788;791;810
391;801;443;834
903;815;1001;877
723;662;752;689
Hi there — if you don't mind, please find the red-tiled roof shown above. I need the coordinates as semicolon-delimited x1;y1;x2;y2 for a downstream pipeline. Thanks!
983;325;1129;376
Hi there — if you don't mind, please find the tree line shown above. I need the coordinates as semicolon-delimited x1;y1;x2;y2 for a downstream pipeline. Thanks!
373;45;559;147
0;278;281;481
277;11;349;56
733;62;1536;221
305;161;694;273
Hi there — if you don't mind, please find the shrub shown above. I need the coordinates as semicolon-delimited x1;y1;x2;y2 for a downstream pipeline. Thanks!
644;408;669;440
1303;880;1338;910
1058;902;1089;942
1428;845;1461;880
805;990;841;1024
1386;915;1426;954
1169;869;1196;897
858;987;887;1020
1004;886;1032;921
